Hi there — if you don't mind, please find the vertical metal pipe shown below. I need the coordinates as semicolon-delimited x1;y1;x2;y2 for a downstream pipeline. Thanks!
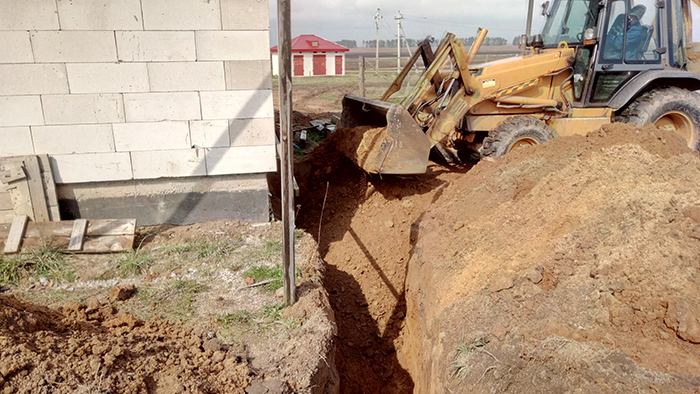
277;0;295;306
359;56;366;96
397;11;402;72
526;0;535;38
375;8;381;74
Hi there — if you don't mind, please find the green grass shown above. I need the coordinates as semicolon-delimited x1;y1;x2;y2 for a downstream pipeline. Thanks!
164;239;239;260
450;338;489;380
218;310;255;328
0;243;74;285
244;264;284;290
165;279;210;320
116;248;152;276
261;303;285;320
0;255;28;285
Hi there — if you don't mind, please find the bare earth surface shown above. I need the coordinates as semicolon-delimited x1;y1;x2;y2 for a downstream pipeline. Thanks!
294;122;700;393
0;222;337;394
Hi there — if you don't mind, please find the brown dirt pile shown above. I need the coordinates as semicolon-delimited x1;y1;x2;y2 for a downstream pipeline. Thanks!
296;122;700;393
0;294;253;393
329;126;387;173
406;123;700;393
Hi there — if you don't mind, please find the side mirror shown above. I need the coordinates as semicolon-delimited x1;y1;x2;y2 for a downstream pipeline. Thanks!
520;34;528;48
528;34;545;49
541;1;551;16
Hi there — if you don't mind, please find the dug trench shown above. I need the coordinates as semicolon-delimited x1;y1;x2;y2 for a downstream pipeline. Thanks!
295;123;700;393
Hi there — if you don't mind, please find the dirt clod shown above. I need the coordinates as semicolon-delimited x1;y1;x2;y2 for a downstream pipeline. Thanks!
108;284;136;302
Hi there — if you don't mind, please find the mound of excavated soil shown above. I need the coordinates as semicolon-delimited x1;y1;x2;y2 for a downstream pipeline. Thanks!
296;123;700;393
0;283;336;394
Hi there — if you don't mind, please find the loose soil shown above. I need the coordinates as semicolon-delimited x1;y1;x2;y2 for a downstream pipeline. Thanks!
0;222;338;394
295;122;700;393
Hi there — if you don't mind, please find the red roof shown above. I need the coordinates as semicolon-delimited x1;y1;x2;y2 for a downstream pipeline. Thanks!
271;34;349;53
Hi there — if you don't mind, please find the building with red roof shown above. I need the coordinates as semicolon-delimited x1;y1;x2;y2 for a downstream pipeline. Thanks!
271;34;350;77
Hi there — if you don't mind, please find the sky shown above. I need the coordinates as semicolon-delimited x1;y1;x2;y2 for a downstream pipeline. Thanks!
267;0;550;46
267;0;700;47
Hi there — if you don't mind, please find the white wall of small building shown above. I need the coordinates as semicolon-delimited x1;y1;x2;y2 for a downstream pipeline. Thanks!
0;0;276;185
271;52;345;76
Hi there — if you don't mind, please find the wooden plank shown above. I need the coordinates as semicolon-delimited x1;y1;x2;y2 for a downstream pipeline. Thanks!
18;235;134;253
0;210;14;225
23;156;50;222
67;219;87;251
8;178;33;220
38;155;60;221
3;215;28;254
87;219;136;236
0;162;26;184
0;219;136;239
0;191;12;211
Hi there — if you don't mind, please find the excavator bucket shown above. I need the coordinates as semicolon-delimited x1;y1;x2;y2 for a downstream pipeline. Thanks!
336;94;431;174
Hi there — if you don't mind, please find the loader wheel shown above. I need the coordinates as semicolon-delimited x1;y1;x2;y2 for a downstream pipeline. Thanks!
480;116;556;158
615;87;700;151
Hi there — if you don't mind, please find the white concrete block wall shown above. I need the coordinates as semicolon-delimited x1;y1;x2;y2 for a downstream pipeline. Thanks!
0;0;275;184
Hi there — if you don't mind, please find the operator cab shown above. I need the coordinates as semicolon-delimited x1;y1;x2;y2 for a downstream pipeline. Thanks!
537;0;689;106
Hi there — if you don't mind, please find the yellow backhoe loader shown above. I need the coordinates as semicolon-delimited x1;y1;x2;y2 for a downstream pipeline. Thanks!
338;0;700;174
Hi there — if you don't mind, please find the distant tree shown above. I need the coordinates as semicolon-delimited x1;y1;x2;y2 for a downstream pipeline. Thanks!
335;39;357;48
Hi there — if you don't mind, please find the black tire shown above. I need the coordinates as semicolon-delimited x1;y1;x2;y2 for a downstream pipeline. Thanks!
479;115;557;158
614;87;700;151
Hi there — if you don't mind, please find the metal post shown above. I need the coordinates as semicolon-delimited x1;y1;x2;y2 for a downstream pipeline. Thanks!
277;0;295;306
526;0;535;38
396;10;403;72
374;8;381;74
359;56;366;97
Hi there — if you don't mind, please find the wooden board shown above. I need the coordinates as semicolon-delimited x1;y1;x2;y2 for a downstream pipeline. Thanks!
3;215;28;254
0;156;60;223
23;156;50;222
68;219;87;251
0;219;136;254
37;155;60;221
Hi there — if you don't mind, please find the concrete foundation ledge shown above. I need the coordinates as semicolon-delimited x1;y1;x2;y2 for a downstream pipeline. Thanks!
57;173;270;225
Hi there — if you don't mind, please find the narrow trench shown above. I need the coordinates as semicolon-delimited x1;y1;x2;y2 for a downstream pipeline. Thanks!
293;149;462;393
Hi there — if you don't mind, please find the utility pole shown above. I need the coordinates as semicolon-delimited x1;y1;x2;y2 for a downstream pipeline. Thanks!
374;8;382;74
277;0;295;306
395;10;404;72
526;0;535;38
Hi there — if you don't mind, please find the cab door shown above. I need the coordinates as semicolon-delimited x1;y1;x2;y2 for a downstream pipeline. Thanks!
584;0;665;106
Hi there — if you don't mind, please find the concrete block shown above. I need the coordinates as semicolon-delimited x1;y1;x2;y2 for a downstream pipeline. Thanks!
42;94;125;125
142;0;221;30
0;64;68;95
0;32;34;64
220;0;269;31
116;31;196;62
56;0;143;30
200;90;273;120
0;127;34;157
32;124;115;155
123;92;201;122
196;31;269;61
0;96;44;127
148;62;225;92
229;118;275;147
31;31;118;63
0;0;59;30
224;60;272;90
131;149;206;179
56;174;270;224
190;120;230;148
113;121;191;152
50;153;133;183
206;145;276;175
67;63;149;94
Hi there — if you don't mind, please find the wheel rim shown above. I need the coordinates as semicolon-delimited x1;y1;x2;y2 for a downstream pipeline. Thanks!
508;137;539;152
654;111;695;146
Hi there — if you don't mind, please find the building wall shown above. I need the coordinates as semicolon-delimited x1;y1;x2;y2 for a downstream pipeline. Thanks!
271;52;345;76
0;0;275;184
0;0;275;224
